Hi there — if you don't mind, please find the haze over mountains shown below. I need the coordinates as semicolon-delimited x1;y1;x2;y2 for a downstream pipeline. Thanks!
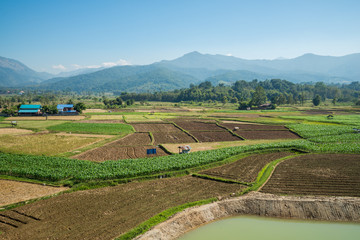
1;52;359;93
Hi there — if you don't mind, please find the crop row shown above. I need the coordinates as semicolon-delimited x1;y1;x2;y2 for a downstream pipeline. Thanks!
0;140;314;182
281;114;360;125
287;123;358;138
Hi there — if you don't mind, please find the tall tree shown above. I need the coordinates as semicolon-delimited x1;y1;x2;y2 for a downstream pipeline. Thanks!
250;86;266;106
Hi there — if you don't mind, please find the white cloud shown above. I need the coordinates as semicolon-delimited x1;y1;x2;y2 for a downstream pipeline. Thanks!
71;59;131;70
52;64;66;70
226;53;233;57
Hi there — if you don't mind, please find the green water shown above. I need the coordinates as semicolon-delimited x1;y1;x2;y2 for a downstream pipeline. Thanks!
178;216;360;240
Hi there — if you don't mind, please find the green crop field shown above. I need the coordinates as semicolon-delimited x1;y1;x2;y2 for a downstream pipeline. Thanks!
47;122;134;135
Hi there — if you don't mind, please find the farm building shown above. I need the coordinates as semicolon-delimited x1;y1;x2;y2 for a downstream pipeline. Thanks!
57;104;76;113
18;104;42;115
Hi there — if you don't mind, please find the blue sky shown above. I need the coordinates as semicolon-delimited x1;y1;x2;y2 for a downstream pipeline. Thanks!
1;0;359;73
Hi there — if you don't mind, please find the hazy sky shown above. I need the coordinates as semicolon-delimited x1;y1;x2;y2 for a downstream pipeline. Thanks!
1;0;359;73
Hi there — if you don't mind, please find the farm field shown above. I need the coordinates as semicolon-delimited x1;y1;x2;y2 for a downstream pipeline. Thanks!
173;120;224;131
0;134;103;156
6;116;85;121
200;152;294;182
1;104;360;240
190;130;242;142
162;139;291;153
0;180;68;206
131;123;179;132
0;176;244;240
72;133;169;161
235;130;300;140
260;154;360;197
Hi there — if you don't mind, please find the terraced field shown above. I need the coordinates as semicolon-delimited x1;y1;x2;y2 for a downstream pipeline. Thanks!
261;154;360;197
200;152;294;182
190;131;242;142
0;176;244;240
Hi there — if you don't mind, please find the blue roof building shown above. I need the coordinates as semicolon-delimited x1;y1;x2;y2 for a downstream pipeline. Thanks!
57;104;76;113
18;105;41;115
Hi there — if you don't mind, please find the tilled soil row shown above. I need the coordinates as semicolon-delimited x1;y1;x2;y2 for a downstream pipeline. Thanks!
261;154;360;197
0;176;244;240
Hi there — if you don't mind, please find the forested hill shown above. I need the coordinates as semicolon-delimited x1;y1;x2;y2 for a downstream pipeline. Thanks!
39;65;198;93
119;79;360;105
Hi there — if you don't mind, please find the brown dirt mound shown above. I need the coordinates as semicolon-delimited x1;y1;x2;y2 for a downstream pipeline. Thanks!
153;132;196;144
0;176;244;240
0;180;68;207
190;131;242;142
236;130;300;139
200;152;294;182
132;123;179;132
261;154;360;197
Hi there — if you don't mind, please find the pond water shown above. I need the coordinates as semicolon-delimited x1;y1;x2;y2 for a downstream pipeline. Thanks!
178;216;360;240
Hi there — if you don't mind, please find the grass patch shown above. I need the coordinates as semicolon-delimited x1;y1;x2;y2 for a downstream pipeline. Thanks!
47;122;134;135
240;154;300;195
16;120;67;131
0;134;102;156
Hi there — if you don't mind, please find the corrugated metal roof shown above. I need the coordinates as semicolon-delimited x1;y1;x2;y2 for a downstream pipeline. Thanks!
57;104;74;109
18;109;40;113
20;105;41;109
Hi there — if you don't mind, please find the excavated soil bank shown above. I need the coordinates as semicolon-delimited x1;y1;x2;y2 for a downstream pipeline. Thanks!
135;192;360;240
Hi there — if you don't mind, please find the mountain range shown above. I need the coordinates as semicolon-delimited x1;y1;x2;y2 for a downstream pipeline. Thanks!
1;52;359;93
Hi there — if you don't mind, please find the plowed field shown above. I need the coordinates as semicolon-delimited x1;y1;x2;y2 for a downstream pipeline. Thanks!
73;133;161;161
220;122;287;130
261;154;360;197
0;177;244;240
132;123;179;132
236;130;300;139
173;121;224;131
200;152;294;182
190;131;242;142
153;132;196;144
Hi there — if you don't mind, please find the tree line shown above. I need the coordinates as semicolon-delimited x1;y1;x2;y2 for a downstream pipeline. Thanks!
118;79;360;106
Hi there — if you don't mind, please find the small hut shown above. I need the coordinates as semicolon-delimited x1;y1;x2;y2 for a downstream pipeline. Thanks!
18;104;41;116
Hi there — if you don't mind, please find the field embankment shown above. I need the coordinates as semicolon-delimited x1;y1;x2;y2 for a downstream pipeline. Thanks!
135;192;360;240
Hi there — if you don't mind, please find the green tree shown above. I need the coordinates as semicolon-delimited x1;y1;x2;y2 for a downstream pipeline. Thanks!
74;102;86;113
249;86;266;106
313;95;321;106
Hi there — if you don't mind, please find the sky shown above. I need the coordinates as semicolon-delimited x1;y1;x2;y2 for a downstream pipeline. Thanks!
1;0;360;74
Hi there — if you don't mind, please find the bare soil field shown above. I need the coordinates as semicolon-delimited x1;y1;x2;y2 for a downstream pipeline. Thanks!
236;130;300;140
0;128;33;135
261;154;360;197
153;132;196;144
190;131;242;142
0;176;244;240
74;145;168;161
220;122;287;130
0;180;68;206
200;152;294;182
132;123;180;132
6;116;85;121
73;133;155;161
173;120;224;131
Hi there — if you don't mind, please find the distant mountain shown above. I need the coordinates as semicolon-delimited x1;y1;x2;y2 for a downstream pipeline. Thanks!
40;65;198;93
0;56;53;87
158;51;360;83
